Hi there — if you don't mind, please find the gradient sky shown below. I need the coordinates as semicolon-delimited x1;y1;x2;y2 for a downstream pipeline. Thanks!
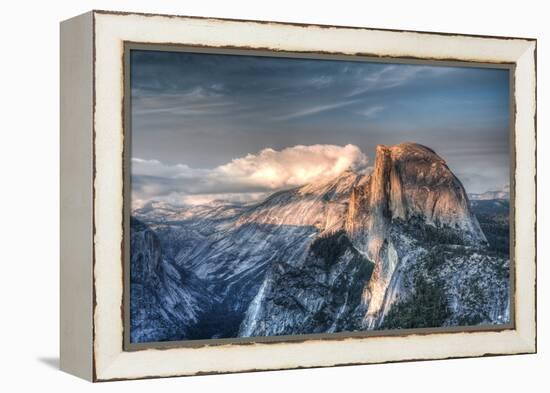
130;49;510;206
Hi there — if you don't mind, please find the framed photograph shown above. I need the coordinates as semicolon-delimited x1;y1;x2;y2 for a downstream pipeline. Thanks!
60;10;537;381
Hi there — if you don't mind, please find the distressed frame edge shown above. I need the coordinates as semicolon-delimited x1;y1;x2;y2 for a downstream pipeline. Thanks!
90;11;537;381
59;10;95;382
91;8;537;42
512;39;537;354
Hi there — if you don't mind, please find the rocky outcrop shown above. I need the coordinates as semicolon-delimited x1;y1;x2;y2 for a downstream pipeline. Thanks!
130;217;211;343
350;143;488;328
239;230;374;337
236;143;501;334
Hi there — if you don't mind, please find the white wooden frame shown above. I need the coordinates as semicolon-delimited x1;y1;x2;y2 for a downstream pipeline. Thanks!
60;10;537;382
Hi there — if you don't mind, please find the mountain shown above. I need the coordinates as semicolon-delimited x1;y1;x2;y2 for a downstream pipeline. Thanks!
470;199;510;254
130;217;213;342
130;142;510;342
469;190;510;201
344;143;488;328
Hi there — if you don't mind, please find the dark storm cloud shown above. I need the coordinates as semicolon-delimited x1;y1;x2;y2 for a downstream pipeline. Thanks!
130;49;510;202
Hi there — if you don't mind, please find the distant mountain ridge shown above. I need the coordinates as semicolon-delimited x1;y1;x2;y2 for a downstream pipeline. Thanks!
469;190;510;201
131;142;510;342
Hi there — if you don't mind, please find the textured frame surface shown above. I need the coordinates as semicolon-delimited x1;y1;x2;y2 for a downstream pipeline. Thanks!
89;10;536;381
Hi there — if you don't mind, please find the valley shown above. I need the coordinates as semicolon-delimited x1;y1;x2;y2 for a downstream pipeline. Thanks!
130;143;511;343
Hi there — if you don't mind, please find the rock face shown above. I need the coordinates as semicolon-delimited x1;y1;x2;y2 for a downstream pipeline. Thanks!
239;230;374;337
344;143;488;328
131;143;510;342
185;170;361;337
130;217;212;342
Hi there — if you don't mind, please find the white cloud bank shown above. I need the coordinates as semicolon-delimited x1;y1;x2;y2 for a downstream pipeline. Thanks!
215;144;367;189
132;144;368;207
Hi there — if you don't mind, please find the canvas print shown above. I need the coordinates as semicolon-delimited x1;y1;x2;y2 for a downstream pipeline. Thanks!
128;49;511;344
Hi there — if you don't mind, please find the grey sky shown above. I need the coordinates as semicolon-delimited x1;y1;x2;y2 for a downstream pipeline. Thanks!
130;49;510;205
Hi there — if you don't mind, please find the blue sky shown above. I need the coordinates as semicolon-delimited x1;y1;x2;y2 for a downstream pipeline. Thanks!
130;49;510;206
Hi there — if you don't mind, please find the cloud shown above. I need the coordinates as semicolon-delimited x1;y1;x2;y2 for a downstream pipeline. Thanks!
347;64;456;97
131;87;233;117
356;105;385;118
215;144;368;188
131;158;200;178
272;100;359;121
180;192;270;206
454;171;509;194
308;75;334;88
131;191;271;209
132;144;368;206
